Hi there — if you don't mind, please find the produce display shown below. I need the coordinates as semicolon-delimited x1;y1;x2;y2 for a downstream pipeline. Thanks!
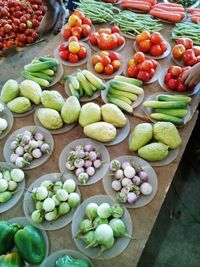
129;122;182;162
172;38;200;66
167;0;198;8
143;93;191;125
0;167;24;204
114;10;162;37
135;31;169;57
21;56;60;87
58;39;88;64
89;26;125;51
55;254;92;267
62;11;93;41
121;0;157;12
8;127;51;168
109;159;153;205
172;21;200;45
90;51;122;76
65;70;105;99
163;66;196;93
0;103;8;135
30;178;80;224
73;202;132;256
65;143;105;184
188;8;200;23
150;3;185;23
103;76;144;113
0;0;46;54
126;52;159;82
0;220;46;265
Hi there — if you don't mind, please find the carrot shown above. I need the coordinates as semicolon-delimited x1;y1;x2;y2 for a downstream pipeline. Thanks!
156;2;183;7
191;16;200;23
151;7;185;19
121;2;151;11
188;8;200;13
122;0;156;5
150;9;182;22
153;4;184;11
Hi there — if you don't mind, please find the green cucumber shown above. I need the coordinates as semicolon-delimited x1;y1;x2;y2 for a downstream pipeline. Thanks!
143;100;187;109
41;69;55;76
153;108;188;118
114;75;143;87
21;71;49;87
69;83;80;99
150;113;184;125
157;94;191;104
110;80;143;95
29;72;53;83
108;94;132;105
38;56;58;65
108;96;133;113
24;61;57;72
108;88;138;101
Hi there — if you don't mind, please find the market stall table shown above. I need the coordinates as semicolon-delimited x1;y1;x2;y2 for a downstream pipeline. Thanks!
0;21;199;267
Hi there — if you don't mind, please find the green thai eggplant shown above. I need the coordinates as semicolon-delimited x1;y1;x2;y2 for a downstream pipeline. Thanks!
56;255;92;267
14;225;46;265
0;220;22;255
0;252;25;267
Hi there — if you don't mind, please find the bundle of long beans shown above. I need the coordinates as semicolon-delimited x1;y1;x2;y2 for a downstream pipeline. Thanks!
113;10;163;37
172;22;200;45
75;0;120;23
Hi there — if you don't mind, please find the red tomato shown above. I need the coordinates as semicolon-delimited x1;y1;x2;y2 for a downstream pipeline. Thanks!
150;45;162;57
59;50;69;60
148;68;155;78
150;59;158;69
81;24;91;37
167;79;178;90
138;40;151;53
59;43;68;52
192;46;200;57
117;36;125;46
112;60;121;70
3;24;12;34
68;36;78;43
172;44;185;59
183;49;197;66
100;51;109;57
18;34;27;43
19;23;27;32
177;38;193;50
73;10;85;20
68;53;79;63
177;82;186;92
81;17;92;26
136;35;142;45
127;66;139;78
140;31;151;41
133;52;145;64
140;60;153;71
78;46;87;59
137;71;150;82
95;62;104;73
98;33;118;50
111;26;120;33
168;66;182;78
27;36;34;43
160;41;168;54
150;32;164;45
164;73;173;83
63;28;72;40
104;64;114;75
71;26;82;39
101;55;111;66
92;54;101;65
128;58;136;67
89;32;99;46
109;51;119;61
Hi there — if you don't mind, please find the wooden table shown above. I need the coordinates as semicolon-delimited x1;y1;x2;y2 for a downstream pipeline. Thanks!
0;21;199;267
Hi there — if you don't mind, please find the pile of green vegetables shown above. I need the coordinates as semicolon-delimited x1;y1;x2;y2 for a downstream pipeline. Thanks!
74;202;132;256
0;220;46;266
31;178;81;224
168;0;197;8
113;10;163;37
56;255;92;267
0;168;24;204
172;22;200;45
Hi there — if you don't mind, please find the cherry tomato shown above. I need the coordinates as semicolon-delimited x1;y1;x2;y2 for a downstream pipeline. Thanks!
27;36;34;43
68;36;78;43
109;51;119;61
32;19;40;28
101;55;111;66
3;24;12;34
150;32;164;45
68;53;79;63
32;31;38;41
78;46;87;59
19;23;27;32
92;54;101;65
81;24;91;37
112;60;121;70
89;32;99;46
138;39;151;53
63;28;72;40
137;71;150;82
18;34;27;43
140;60;153;71
81;17;92;26
95;62;104;73
133;52;145;64
111;26;120;33
24;29;32;36
127;66;138;78
104;64;114;75
150;44;162;57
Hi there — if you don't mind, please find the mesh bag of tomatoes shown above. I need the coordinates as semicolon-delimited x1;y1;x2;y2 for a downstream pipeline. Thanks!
164;65;194;92
172;38;200;66
62;10;92;41
89;26;125;50
59;37;87;63
135;31;168;57
127;52;158;82
0;0;47;53
92;51;121;75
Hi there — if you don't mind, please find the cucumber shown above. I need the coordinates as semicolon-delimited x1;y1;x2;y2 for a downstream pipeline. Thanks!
24;61;57;72
110;80;143;95
143;100;187;109
77;71;94;97
31;59;40;64
157;94;191;104
78;83;84;97
69;83;80;99
21;71;49;87
114;75;143;87
154;108;188;118
108;88;138;101
108;96;133;113
150;113;184;126
41;69;55;76
29;72;53;83
108;94;132;105
38;56;58;65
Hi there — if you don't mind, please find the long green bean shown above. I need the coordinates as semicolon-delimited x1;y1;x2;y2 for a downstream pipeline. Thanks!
172;22;200;45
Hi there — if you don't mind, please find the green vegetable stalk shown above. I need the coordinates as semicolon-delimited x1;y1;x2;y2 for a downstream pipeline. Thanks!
56;255;92;267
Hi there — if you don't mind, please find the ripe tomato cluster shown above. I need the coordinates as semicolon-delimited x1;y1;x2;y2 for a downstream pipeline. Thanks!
0;0;46;53
127;52;158;82
172;38;200;66
59;36;87;63
62;11;92;41
92;51;121;75
136;31;167;57
89;26;125;50
164;65;193;92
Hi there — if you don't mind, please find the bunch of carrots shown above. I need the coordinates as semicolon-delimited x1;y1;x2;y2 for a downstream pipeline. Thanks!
188;8;200;23
150;3;185;23
121;0;157;12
